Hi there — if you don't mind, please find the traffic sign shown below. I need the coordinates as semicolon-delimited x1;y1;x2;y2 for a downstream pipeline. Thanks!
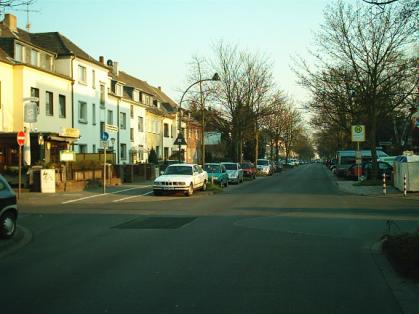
351;125;365;142
17;131;25;146
100;131;109;141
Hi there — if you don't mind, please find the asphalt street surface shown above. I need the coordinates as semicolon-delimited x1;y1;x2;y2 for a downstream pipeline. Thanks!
1;163;418;314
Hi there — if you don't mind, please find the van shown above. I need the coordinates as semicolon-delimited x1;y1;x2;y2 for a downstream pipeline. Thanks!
335;150;389;177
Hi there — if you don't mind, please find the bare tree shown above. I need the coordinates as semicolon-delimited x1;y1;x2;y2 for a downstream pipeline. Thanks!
296;0;417;177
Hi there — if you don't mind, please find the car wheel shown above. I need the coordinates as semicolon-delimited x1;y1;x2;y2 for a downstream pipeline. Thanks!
185;183;194;196
201;180;207;191
0;210;17;239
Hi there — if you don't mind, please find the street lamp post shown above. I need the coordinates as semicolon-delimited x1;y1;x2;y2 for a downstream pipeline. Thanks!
176;73;220;164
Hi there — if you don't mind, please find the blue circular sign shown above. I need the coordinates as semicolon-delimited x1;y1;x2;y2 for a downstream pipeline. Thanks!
101;131;109;141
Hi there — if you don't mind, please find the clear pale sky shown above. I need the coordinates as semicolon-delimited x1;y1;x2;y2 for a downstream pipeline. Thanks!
6;0;338;105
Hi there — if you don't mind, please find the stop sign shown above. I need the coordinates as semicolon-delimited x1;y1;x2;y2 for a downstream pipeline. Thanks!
17;131;25;146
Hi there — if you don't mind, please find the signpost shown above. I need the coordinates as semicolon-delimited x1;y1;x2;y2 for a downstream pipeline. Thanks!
351;125;366;181
101;132;109;194
17;131;25;199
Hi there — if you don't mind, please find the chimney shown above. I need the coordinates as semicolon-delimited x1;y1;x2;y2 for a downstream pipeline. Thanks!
99;56;104;64
4;14;17;33
112;61;119;76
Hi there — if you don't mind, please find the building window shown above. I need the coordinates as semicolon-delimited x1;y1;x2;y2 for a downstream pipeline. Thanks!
30;87;39;110
115;84;122;97
130;128;134;142
59;94;66;118
138;116;144;132
45;91;53;116
164;147;169;160
134;90;140;102
120;112;126;129
120;144;127;160
164;123;169;138
30;49;39;66
100;84;105;106
92;70;96;89
42;54;52;71
100;121;105;134
107;110;113;125
92;144;96;153
78;65;87;83
15;43;23;62
138;145;144;161
79;101;87;123
92;103;96;125
156;146;160;158
130;105;134;118
79;144;87;153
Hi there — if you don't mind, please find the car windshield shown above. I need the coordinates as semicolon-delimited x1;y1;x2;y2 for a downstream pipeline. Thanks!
204;164;221;173
223;163;237;170
164;166;193;175
257;160;268;166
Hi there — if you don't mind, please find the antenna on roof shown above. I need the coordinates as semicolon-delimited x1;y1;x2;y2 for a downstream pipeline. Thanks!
9;1;40;32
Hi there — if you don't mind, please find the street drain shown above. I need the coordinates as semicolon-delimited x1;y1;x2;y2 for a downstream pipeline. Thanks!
113;217;197;229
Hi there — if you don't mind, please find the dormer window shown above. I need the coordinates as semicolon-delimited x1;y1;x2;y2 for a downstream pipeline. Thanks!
30;49;39;66
42;54;53;71
133;90;140;102
15;43;23;62
115;84;123;97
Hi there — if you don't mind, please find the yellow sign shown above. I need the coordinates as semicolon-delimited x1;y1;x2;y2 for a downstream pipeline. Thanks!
60;150;75;161
59;128;80;138
106;124;119;133
351;125;365;142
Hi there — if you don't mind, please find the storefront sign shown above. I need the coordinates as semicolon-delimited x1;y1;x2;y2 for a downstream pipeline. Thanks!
59;128;80;138
60;150;75;162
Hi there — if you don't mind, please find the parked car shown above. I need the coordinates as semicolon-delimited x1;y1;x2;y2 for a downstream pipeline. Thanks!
221;162;244;184
240;162;256;180
0;174;18;239
346;161;393;180
204;163;229;187
153;164;208;196
364;161;393;180
256;159;273;175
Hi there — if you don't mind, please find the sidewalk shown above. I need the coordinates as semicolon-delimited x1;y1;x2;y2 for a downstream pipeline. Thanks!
336;179;419;200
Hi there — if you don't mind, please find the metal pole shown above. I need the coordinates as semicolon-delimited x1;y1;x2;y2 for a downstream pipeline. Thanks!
18;145;22;199
103;147;106;194
403;174;407;196
357;142;360;181
383;173;386;195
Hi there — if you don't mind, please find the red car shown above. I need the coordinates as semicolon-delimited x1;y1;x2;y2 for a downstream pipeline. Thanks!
240;162;256;180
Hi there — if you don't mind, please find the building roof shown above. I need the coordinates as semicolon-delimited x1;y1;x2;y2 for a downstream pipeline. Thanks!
30;32;106;68
150;86;178;110
115;71;156;96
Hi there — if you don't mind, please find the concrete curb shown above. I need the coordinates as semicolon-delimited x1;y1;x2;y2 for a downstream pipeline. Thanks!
0;225;32;259
370;240;419;314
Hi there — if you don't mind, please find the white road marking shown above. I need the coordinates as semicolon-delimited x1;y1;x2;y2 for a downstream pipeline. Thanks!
112;191;153;202
62;186;152;204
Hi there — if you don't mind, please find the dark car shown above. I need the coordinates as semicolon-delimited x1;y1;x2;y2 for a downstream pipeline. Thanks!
364;161;393;180
0;174;18;239
240;162;256;180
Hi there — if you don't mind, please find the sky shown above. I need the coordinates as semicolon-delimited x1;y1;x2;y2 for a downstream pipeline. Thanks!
4;0;337;108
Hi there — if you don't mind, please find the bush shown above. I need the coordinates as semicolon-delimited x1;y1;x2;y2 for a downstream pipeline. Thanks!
382;232;419;281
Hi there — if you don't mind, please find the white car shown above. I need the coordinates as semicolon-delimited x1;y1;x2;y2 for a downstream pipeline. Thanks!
256;159;273;175
221;162;244;184
153;164;208;196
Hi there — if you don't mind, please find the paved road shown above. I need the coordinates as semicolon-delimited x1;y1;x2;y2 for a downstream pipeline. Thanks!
1;164;418;314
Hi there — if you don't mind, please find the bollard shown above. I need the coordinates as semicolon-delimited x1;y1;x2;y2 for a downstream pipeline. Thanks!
382;173;387;195
403;174;407;196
